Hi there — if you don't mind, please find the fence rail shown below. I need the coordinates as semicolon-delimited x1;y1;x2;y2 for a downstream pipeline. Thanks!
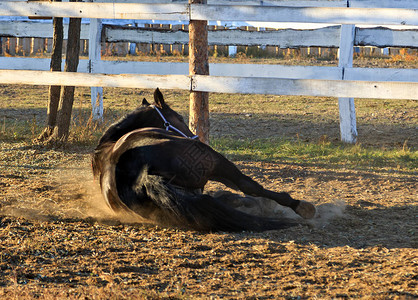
1;2;418;25
0;0;417;143
1;21;417;60
2;21;418;49
7;0;418;9
1;70;415;101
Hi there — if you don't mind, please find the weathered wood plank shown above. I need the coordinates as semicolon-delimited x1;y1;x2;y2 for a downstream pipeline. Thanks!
0;57;89;72
356;27;418;48
0;70;417;99
92;0;346;7
1;3;417;25
338;24;357;144
3;58;417;83
91;60;189;75
0;70;191;90
208;26;342;47
105;25;342;47
345;68;418;82
0;2;189;20
90;0;417;9
209;63;342;79
191;5;418;26
0;21;90;39
89;18;103;120
4;0;414;9
0;58;342;80
3;22;418;49
92;61;418;83
192;75;418;100
104;25;189;44
106;25;418;48
205;0;346;6
349;0;418;9
92;60;343;80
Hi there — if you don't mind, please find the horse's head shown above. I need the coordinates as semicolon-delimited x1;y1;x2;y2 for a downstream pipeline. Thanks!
145;88;198;140
97;88;197;146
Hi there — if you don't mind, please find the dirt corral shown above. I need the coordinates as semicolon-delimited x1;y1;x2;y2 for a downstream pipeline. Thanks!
0;87;417;299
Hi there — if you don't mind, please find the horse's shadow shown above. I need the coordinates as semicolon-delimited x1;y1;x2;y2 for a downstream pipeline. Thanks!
263;204;416;250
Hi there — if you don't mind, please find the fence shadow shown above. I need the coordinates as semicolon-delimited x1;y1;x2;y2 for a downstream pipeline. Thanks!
209;112;417;149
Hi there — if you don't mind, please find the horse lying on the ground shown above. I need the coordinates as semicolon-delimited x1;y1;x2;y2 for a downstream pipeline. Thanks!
92;88;316;231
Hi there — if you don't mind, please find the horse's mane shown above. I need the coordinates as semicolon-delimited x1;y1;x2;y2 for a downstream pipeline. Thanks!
98;104;151;146
93;104;148;178
97;88;172;146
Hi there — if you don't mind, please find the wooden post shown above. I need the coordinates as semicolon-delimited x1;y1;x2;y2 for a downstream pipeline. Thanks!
89;18;103;120
47;15;63;128
51;0;82;142
189;0;209;144
36;6;63;142
338;24;357;144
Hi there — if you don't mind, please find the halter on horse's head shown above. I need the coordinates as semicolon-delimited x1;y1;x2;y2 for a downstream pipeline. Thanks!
150;104;198;139
97;88;198;146
142;88;198;140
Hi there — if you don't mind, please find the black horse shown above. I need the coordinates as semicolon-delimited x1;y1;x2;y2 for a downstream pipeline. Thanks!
92;88;316;231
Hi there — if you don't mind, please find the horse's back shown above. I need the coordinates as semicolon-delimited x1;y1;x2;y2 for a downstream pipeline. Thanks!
111;129;218;189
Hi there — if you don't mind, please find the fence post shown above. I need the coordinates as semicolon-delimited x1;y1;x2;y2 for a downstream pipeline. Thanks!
338;24;357;144
189;0;209;143
89;17;103;120
228;46;237;57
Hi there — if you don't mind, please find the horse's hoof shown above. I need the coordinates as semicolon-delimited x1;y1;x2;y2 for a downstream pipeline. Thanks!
295;200;316;219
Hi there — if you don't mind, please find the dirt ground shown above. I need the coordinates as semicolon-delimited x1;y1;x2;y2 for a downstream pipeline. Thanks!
0;87;417;299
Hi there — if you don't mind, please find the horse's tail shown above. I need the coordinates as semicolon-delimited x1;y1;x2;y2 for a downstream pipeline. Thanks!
118;168;296;232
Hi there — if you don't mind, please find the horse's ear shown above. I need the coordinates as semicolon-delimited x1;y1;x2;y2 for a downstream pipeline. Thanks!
154;88;167;109
142;98;150;106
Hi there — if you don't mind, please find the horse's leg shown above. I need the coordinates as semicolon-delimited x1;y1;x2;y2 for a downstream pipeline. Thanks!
210;156;316;219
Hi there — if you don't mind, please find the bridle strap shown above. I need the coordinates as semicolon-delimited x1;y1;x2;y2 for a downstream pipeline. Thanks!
150;105;199;139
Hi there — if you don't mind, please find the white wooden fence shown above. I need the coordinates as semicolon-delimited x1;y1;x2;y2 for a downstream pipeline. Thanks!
0;0;417;143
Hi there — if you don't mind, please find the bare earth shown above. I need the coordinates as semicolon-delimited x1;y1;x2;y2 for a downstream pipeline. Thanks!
0;87;417;299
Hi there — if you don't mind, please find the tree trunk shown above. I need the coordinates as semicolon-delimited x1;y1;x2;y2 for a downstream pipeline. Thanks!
189;0;209;144
36;2;63;142
48;2;82;145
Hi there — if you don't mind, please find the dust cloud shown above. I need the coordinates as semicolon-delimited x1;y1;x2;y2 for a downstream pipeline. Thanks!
57;160;147;225
227;194;346;227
